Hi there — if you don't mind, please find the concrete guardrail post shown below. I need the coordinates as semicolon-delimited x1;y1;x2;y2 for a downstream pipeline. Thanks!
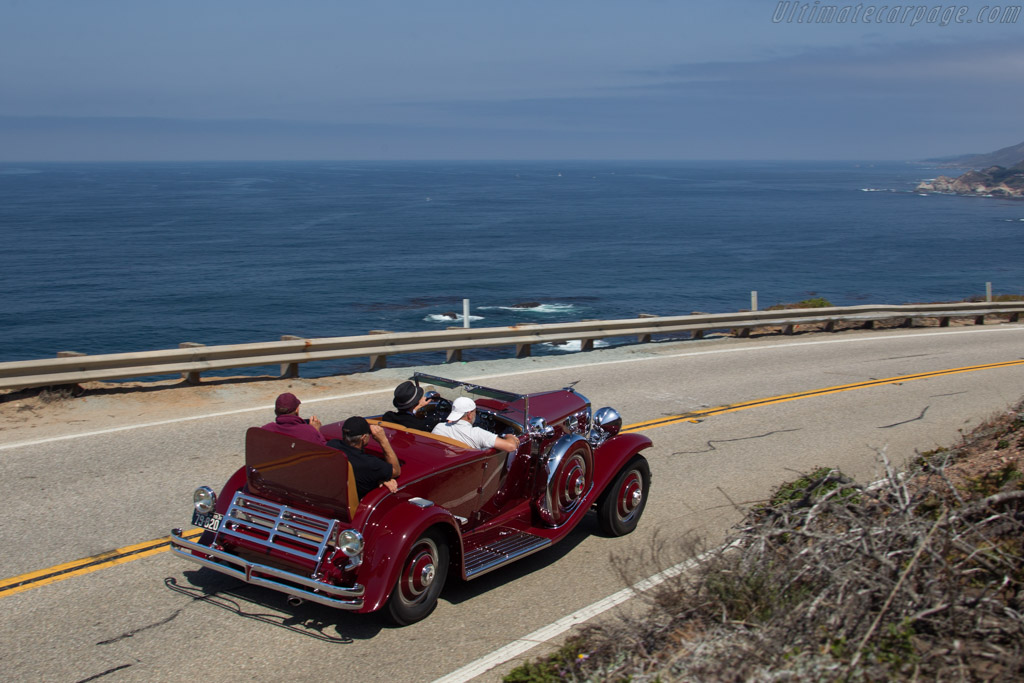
367;330;391;370
279;336;303;378
179;342;206;384
637;313;658;342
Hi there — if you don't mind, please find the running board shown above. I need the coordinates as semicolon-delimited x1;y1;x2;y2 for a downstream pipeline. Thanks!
463;528;551;579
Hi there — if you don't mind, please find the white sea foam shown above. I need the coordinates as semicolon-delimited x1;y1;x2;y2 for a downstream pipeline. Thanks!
479;303;577;314
542;339;610;353
424;313;485;323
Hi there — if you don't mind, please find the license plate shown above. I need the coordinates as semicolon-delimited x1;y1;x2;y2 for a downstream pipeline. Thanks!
192;510;223;531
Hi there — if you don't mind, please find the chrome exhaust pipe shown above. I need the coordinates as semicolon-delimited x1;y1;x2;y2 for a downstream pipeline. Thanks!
287;595;305;607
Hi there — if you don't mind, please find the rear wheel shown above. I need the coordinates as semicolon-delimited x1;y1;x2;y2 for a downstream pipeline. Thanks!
597;456;650;537
386;530;449;626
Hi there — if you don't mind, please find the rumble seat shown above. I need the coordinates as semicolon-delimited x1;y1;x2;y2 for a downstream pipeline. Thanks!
244;427;359;521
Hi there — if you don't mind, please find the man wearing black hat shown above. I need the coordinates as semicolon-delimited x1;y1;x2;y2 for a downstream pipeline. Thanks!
327;416;401;499
382;380;431;431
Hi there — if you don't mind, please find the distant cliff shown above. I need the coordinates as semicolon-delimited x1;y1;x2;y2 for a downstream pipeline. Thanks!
916;163;1024;198
924;140;1024;168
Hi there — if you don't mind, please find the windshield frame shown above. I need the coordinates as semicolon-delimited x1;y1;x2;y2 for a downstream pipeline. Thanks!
412;372;523;405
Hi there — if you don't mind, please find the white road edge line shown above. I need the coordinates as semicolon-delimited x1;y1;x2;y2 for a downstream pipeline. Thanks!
2;326;1020;452
431;549;720;683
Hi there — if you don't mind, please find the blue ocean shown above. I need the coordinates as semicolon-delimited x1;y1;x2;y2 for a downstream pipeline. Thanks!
1;161;1021;378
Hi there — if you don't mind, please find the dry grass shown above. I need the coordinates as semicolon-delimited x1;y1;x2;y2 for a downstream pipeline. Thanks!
508;401;1024;682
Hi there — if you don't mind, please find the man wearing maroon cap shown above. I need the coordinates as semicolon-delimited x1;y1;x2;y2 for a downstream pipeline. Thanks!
261;392;326;445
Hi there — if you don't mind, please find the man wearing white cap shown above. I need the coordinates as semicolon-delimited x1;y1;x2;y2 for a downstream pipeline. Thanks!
432;396;520;451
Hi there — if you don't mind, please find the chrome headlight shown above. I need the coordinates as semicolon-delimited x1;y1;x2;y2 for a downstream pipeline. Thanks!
528;416;555;439
593;407;622;437
193;486;217;514
563;407;592;435
337;529;364;558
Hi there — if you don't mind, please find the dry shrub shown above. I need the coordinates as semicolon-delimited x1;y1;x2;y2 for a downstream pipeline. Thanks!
511;406;1024;682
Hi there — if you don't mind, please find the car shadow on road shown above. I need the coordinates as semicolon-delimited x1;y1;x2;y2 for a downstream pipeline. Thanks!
165;570;384;642
165;514;599;638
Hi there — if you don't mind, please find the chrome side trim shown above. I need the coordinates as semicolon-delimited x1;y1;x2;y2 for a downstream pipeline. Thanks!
170;528;364;610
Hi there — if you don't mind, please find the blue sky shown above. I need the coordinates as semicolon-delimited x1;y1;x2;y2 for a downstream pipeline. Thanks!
1;0;1021;161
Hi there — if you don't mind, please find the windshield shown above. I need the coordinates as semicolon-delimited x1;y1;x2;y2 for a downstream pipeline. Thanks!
412;372;523;404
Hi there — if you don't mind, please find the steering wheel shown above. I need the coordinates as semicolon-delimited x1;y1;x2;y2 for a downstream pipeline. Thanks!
419;397;452;432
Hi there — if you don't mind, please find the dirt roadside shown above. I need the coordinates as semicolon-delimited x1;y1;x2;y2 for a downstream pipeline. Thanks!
0;371;398;444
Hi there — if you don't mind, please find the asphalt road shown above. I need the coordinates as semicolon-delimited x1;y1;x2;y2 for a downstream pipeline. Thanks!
2;324;1023;683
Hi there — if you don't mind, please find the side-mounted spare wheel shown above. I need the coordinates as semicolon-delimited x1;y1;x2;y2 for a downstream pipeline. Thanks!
536;435;594;527
386;530;449;626
596;455;651;536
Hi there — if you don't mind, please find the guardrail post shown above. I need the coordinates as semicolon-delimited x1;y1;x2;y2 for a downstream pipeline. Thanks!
515;343;531;358
974;315;986;325
637;313;658;342
367;330;391;370
463;299;470;328
446;348;463;363
279;336;302;378
691;329;704;340
179;342;205;384
824;321;836;333
751;290;758;311
986;282;992;302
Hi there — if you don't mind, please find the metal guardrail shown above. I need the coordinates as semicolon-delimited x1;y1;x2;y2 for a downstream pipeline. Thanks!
1;302;1021;391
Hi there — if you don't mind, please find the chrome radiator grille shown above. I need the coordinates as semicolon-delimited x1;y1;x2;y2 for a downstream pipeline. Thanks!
217;491;340;567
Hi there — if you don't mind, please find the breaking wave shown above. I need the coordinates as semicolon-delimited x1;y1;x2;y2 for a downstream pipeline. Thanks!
479;303;577;314
542;339;610;353
424;313;485;323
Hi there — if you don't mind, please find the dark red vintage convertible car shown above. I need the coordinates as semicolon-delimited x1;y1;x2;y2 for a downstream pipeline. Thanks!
171;373;652;624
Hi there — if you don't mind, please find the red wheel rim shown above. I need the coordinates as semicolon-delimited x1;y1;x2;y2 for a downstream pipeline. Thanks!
616;471;643;522
399;539;438;602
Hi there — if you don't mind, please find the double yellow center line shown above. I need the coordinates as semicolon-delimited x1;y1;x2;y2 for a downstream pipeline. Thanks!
626;358;1024;432
0;529;202;598
3;358;1022;599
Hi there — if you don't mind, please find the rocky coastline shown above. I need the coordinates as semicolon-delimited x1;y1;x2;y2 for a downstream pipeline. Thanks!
916;162;1024;198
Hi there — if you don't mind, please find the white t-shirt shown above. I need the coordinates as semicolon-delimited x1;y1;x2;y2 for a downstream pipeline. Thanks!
432;419;499;450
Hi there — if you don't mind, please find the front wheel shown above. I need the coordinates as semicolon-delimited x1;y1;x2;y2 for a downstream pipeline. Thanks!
596;456;650;537
386;530;449;626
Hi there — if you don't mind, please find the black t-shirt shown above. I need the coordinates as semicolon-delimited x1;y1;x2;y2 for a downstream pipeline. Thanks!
327;439;393;499
382;409;430;432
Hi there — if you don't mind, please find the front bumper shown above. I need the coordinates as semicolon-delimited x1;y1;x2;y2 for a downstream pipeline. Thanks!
170;528;365;610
